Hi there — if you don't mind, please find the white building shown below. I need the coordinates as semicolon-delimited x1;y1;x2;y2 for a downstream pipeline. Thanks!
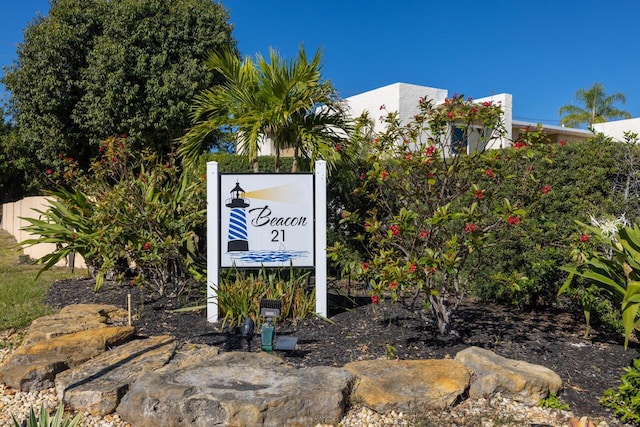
593;118;640;142
345;82;596;152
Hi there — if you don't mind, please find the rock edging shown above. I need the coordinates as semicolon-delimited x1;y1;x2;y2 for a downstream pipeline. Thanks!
0;304;568;426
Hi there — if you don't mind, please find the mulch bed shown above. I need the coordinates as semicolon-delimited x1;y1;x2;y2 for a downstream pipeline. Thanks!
46;277;639;422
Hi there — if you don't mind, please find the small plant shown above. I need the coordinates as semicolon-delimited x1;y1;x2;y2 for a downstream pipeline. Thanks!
561;221;640;348
212;265;315;329
538;393;570;411
12;403;82;427
384;343;397;359
602;358;640;423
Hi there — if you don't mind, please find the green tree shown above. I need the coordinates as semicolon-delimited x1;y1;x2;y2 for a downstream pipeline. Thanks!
178;46;350;172
2;0;235;195
559;82;631;128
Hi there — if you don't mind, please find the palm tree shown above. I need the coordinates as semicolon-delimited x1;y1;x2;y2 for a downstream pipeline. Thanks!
178;46;350;172
559;82;631;128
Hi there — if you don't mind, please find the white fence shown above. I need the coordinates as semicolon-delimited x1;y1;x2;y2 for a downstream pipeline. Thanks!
2;196;86;268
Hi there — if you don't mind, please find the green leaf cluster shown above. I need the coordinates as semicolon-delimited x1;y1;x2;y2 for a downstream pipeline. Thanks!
602;358;640;423
333;95;554;335
21;136;206;298
12;404;82;427
1;0;235;197
212;266;315;329
561;223;640;349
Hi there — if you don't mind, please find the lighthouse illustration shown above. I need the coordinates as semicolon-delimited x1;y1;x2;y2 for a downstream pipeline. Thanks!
225;181;250;251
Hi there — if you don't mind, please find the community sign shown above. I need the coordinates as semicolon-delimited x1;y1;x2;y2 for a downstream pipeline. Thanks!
219;173;315;268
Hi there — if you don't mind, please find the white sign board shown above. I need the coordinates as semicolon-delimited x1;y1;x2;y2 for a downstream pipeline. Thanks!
219;173;314;268
207;162;327;322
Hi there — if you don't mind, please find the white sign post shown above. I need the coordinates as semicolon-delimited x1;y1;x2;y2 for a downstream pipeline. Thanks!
207;161;327;322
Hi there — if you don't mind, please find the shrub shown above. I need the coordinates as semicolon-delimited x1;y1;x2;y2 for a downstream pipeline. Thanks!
214;266;315;328
472;136;640;309
22;136;206;297
602;358;640;424
561;220;640;349
332;95;553;335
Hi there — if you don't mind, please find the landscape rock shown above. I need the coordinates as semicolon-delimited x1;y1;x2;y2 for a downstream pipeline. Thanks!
55;335;176;416
0;326;134;391
455;346;563;405
343;359;470;413
22;304;129;345
117;350;354;427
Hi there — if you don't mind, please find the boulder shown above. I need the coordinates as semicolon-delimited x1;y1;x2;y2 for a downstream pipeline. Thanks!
22;304;129;345
344;359;470;413
117;350;354;427
0;326;134;391
455;346;563;405
55;335;176;416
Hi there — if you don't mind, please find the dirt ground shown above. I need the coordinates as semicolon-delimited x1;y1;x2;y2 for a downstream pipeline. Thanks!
46;277;639;423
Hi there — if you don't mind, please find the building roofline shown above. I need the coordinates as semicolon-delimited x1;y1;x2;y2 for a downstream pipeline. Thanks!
512;120;593;136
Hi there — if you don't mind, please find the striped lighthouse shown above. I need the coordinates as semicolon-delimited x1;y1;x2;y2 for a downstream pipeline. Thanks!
226;181;250;251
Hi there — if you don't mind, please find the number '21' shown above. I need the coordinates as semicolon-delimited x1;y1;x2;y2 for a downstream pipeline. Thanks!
271;229;285;242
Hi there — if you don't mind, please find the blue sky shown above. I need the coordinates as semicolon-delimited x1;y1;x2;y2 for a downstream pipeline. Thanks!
2;0;640;126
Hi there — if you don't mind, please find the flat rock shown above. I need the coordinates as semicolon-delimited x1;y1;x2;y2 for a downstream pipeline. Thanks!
455;346;563;405
117;350;354;427
22;304;129;345
0;326;134;391
344;359;470;413
56;335;176;416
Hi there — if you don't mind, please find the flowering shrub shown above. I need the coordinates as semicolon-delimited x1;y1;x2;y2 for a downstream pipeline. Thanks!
331;95;553;335
22;136;206;297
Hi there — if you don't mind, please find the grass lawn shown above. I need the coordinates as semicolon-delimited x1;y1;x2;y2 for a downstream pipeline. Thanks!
0;229;87;331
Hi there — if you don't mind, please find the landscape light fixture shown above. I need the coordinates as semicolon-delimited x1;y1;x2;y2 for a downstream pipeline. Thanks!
259;299;298;353
240;317;254;352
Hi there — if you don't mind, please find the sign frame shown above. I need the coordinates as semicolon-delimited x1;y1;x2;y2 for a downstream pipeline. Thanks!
206;161;327;322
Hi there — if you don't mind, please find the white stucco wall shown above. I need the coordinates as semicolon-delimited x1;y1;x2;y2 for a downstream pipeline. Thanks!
346;82;448;133
593;118;640;142
474;93;513;149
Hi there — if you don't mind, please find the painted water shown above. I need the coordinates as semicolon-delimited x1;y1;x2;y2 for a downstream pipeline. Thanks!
227;250;311;264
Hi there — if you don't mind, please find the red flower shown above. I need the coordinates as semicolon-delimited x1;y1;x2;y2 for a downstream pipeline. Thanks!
45;168;53;175
389;225;400;237
408;264;417;273
405;153;412;161
465;223;477;233
482;101;493;107
447;111;454;119
559;139;567;146
143;242;151;250
70;233;76;239
419;230;429;239
371;295;380;304
514;142;526;149
425;146;436;156
335;144;341;152
379;104;386;110
485;169;495;178
580;234;590;242
380;170;389;180
362;262;369;271
508;216;521;225
474;189;484;199
541;185;551;194
360;172;366;180
388;281;398;290
426;266;437;273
